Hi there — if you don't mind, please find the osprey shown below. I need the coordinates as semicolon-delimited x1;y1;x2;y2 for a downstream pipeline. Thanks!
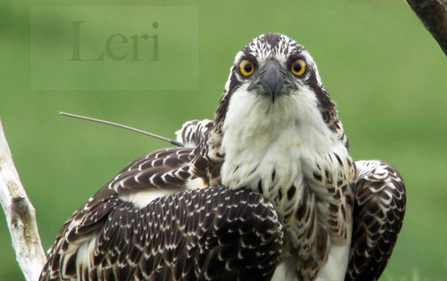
40;33;406;281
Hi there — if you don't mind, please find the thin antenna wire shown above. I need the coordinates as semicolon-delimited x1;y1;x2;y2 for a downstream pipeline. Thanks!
59;112;184;147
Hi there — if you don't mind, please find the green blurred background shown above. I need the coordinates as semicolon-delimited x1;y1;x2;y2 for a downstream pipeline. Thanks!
1;0;446;280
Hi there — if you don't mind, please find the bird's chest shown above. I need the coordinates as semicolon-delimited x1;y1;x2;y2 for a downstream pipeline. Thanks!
220;136;341;218
220;134;354;279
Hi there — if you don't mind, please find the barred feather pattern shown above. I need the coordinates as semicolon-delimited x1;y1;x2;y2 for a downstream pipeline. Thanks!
40;186;284;281
175;120;214;148
346;160;406;281
108;147;196;193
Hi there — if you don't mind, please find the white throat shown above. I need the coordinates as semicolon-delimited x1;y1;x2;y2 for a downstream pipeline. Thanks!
219;86;334;191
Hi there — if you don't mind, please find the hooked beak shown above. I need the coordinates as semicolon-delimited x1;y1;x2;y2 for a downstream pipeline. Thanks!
256;60;289;103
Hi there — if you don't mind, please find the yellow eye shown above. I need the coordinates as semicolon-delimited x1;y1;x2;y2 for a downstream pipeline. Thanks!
291;59;306;76
239;60;255;77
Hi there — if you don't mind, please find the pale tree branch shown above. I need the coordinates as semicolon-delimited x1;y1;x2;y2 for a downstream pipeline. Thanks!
407;0;447;57
0;116;46;281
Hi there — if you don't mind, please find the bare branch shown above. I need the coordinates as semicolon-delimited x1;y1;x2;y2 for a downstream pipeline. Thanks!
0;117;46;281
407;0;447;57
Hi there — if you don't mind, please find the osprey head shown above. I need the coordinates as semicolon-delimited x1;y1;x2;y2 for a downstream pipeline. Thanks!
204;33;343;166
214;33;338;133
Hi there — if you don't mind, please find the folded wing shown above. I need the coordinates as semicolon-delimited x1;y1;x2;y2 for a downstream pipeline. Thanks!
346;160;406;281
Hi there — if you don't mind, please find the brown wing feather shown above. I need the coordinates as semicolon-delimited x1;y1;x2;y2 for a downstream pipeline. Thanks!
109;147;197;192
40;186;284;281
175;120;214;148
346;160;406;281
40;147;196;280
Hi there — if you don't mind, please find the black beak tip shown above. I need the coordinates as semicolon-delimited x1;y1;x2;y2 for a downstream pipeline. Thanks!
259;60;285;104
